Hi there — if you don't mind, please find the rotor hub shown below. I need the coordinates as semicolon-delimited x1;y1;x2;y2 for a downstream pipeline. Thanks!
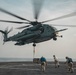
31;21;41;26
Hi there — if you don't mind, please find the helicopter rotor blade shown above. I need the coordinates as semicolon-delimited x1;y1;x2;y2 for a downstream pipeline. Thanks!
41;11;76;23
0;8;31;22
3;26;11;34
32;0;44;20
7;27;13;33
5;26;8;32
16;25;31;29
0;20;29;24
55;28;68;33
50;24;76;27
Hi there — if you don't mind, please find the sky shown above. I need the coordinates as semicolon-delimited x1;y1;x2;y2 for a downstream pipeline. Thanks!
0;0;76;60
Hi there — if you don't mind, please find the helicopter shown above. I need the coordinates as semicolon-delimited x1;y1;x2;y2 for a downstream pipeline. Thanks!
0;0;76;46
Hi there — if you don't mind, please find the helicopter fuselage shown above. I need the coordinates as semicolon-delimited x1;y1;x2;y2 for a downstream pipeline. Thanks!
6;24;57;45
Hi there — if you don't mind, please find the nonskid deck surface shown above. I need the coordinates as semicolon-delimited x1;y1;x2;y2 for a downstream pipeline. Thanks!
0;62;76;75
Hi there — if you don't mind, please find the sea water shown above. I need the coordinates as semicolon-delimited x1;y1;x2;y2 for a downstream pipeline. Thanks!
0;58;33;62
0;58;76;62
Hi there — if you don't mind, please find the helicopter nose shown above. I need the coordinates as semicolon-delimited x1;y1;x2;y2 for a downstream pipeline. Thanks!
53;33;63;41
54;32;62;38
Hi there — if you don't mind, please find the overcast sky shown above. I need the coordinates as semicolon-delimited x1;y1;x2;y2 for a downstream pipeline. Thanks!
0;0;76;60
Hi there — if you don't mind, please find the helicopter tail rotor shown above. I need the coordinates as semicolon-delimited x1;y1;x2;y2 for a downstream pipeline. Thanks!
0;30;7;44
0;27;13;44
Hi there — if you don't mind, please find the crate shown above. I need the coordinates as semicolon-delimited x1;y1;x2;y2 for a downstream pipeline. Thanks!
33;58;40;63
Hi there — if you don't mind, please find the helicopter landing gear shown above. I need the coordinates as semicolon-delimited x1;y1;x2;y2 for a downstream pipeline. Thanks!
61;35;63;38
53;37;57;41
53;35;63;41
57;35;63;38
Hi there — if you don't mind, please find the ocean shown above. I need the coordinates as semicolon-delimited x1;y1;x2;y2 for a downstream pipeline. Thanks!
0;58;76;62
0;58;33;62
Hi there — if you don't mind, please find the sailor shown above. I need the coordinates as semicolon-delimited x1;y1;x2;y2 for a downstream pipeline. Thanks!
65;56;74;73
40;56;47;72
53;55;60;68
